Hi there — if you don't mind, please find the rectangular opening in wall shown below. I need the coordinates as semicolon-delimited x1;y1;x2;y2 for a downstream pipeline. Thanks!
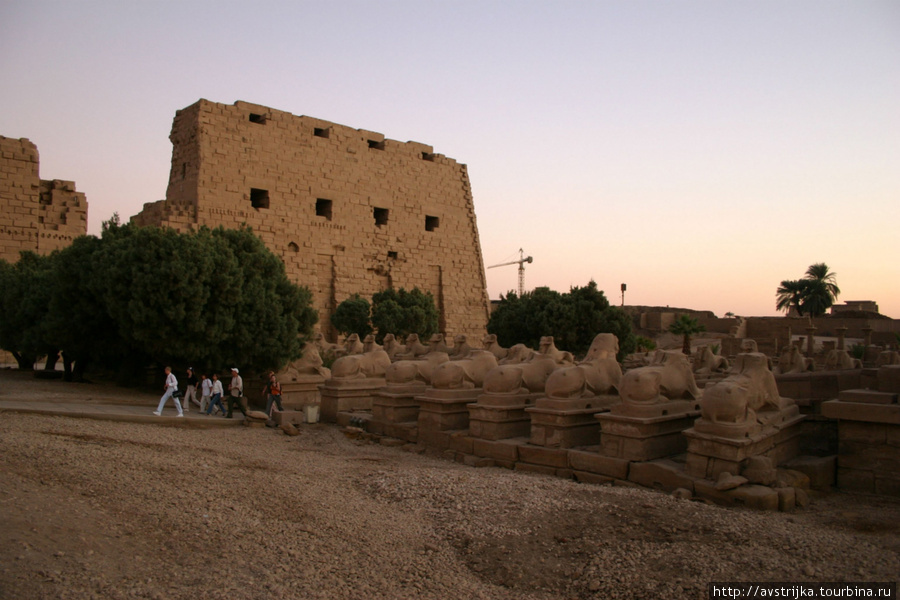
316;198;333;220
374;207;389;226
422;152;435;162
314;127;330;139
425;215;440;232
368;139;385;151
249;113;266;124
387;251;398;259
250;188;270;209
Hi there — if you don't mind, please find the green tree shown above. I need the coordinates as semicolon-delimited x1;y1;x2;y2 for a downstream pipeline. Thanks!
331;294;373;338
370;287;439;344
776;279;807;316
487;280;635;360
775;263;841;318
668;315;706;355
0;252;55;370
800;263;840;317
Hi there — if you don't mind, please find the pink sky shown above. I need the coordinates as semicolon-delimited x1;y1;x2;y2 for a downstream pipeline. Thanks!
2;1;898;318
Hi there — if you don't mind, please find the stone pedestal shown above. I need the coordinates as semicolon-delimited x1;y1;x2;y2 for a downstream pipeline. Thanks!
372;382;427;424
596;399;700;461
821;366;900;496
319;378;386;423
526;394;619;448
417;387;481;432
835;327;848;351
684;400;804;480
467;391;541;441
280;376;325;410
805;326;817;358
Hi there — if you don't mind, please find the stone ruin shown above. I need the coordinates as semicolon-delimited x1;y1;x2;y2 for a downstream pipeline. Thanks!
0;136;88;263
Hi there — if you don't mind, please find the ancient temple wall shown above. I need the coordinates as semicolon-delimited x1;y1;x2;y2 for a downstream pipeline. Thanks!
0;136;87;263
131;99;490;340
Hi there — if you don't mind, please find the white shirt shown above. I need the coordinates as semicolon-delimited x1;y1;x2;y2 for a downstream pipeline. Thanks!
211;380;224;396
166;373;178;391
201;378;212;396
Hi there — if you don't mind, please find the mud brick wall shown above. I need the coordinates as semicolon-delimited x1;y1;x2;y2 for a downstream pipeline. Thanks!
131;99;490;341
0;136;87;263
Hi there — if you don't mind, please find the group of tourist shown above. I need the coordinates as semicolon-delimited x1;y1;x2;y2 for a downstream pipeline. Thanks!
153;366;282;418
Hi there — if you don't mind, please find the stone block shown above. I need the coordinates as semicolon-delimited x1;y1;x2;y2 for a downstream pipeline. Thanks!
840;421;886;443
775;487;796;511
783;456;834;489
837;389;898;405
627;460;695;493
837;441;900;473
874;474;900;497
517;445;569;469
836;467;875;493
567;449;630;479
449;433;474;455
472;438;522;462
822;400;900;424
877;366;900;393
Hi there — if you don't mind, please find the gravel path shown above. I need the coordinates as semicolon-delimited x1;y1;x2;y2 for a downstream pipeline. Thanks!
1;409;898;600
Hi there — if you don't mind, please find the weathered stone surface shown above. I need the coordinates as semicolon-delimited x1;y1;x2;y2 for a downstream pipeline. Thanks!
783;456;834;490
715;472;748;491
628;460;695;493
130;100;490;341
567;449;630;479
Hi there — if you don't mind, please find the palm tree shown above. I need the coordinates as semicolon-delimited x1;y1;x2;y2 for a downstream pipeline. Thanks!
668;315;706;355
800;263;840;317
776;279;807;316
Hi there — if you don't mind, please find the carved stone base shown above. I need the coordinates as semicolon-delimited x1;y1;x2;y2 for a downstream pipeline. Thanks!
372;382;428;424
684;407;805;480
596;399;700;461
417;388;481;432
467;391;541;441
526;394;619;448
319;378;386;423
280;377;324;410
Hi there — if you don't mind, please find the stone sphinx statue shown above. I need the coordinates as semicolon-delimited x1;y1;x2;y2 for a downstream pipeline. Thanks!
330;348;392;379
430;351;499;389
697;352;785;435
336;333;365;356
277;341;331;381
693;345;729;375
426;333;451;355
774;344;814;374
385;352;450;386
381;334;406;360
313;332;339;359
876;350;900;366
543;333;622;399
536;336;575;364
363;334;382;353
499;344;536;365
448;334;476;359
620;349;701;404
482;333;508;360
396;333;429;359
824;349;862;370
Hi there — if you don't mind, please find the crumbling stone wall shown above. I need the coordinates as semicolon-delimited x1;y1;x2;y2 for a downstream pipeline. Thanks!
132;99;490;340
0;136;87;263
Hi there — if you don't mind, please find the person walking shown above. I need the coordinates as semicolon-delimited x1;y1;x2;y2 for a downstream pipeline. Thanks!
226;367;246;419
206;373;226;416
199;373;212;414
153;366;184;417
264;371;283;417
183;367;199;413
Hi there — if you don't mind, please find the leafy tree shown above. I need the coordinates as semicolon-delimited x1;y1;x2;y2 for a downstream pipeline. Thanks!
775;263;841;317
90;224;316;374
487;280;635;360
331;294;373;338
370;287;439;344
0;252;55;369
776;279;807;316
668;314;706;355
634;336;656;352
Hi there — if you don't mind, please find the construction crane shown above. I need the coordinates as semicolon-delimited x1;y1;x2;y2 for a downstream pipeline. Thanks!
488;248;533;297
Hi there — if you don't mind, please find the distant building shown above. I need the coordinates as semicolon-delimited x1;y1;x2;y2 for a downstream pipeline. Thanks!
831;301;880;315
0;136;88;263
131;99;490;340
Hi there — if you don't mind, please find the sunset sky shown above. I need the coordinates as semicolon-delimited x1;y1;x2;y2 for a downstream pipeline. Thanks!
2;1;898;318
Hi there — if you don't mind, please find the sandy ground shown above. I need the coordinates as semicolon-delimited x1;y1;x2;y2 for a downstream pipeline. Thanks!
1;371;899;600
